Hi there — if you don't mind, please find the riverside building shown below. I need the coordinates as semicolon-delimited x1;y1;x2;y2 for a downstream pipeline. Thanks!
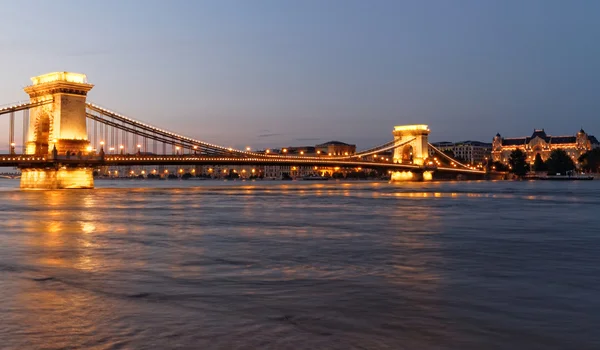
492;129;599;164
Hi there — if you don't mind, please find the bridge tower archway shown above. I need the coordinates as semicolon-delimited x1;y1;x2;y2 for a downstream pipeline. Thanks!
392;125;430;165
23;72;94;156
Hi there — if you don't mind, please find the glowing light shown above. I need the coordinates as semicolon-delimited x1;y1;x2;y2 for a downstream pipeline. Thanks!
86;146;93;152
394;124;429;132
391;171;414;181
30;72;88;85
283;148;288;153
246;147;251;151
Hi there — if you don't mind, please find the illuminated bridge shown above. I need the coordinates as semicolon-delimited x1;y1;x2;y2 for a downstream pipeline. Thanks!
0;72;484;189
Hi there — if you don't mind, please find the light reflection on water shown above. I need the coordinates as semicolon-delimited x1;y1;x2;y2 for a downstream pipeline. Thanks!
0;179;599;349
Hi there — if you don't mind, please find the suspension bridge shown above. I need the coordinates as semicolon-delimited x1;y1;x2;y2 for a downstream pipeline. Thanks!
0;72;484;188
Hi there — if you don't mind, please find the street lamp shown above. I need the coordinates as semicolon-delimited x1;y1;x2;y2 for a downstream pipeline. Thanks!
246;147;251;151
10;142;15;155
119;145;124;154
109;147;115;154
175;146;180;155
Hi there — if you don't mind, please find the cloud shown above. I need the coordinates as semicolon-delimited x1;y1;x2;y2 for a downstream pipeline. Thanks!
258;133;282;138
295;137;321;142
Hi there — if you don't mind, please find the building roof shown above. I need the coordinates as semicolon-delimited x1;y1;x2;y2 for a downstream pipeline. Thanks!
459;140;492;147
432;141;491;147
530;129;547;140
316;140;355;147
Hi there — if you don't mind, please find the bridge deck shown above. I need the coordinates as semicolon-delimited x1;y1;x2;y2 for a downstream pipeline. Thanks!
0;154;485;174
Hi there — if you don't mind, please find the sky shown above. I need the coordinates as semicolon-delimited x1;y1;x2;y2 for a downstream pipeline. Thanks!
0;0;599;150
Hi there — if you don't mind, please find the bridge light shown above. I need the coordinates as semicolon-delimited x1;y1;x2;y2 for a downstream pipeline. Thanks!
251;169;255;173
193;145;198;150
300;151;304;155
100;141;105;146
246;147;251;151
86;146;93;152
283;148;288;153
119;145;124;149
266;149;270;154
141;170;146;175
317;151;321;154
344;152;348;156
164;169;169;173
137;144;141;148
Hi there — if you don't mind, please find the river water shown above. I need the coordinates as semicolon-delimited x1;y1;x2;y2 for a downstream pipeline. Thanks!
0;179;598;349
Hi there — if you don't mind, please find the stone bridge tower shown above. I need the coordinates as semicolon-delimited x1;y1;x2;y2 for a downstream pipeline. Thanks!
392;125;430;166
20;72;94;189
24;72;93;156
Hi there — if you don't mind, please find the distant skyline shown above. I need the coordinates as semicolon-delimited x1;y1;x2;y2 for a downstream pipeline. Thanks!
1;0;599;150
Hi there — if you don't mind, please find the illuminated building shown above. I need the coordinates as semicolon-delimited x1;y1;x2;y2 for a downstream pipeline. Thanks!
431;141;491;165
315;141;356;156
492;129;599;164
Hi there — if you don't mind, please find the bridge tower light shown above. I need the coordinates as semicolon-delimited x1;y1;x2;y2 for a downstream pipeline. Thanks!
119;145;124;155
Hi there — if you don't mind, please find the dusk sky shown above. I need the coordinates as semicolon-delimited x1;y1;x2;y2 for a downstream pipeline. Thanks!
1;0;599;150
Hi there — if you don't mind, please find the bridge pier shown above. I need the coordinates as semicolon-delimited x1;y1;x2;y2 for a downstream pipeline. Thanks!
390;170;433;181
20;167;94;190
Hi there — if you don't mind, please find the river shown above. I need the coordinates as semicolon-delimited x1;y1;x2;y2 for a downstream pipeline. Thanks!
0;179;598;349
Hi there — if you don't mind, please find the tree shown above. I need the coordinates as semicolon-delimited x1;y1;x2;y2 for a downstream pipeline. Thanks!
490;161;509;172
532;153;547;172
579;148;600;173
508;149;529;177
546;149;575;175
